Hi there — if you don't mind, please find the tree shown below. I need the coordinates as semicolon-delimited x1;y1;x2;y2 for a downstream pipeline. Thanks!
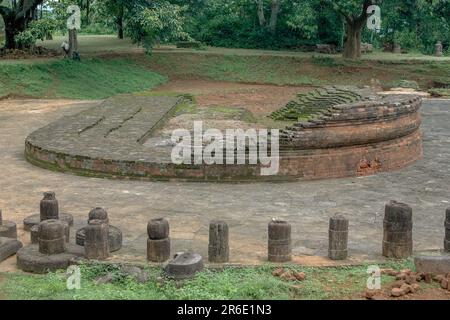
253;0;283;33
0;0;44;49
268;0;281;33
127;1;189;52
327;0;375;59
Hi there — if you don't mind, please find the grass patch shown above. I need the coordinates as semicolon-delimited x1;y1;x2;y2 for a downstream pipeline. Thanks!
146;52;450;89
147;53;321;86
311;56;342;67
0;58;167;99
429;88;450;98
0;260;416;300
2;35;450;99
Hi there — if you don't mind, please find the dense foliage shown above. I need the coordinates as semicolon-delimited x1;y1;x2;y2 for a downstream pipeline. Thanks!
1;0;449;55
176;0;449;54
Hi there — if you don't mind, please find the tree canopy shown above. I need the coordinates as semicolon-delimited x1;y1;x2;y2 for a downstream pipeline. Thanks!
1;0;448;57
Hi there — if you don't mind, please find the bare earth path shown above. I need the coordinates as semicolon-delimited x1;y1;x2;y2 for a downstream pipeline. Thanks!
0;86;449;271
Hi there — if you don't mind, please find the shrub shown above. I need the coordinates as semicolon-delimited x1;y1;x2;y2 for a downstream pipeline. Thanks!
16;19;57;49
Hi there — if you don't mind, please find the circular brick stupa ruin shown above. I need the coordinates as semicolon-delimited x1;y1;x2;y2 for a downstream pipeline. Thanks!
25;88;423;182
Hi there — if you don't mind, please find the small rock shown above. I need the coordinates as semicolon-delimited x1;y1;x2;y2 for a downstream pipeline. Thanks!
441;278;449;290
400;269;412;275
400;283;412;294
280;271;295;281
405;275;416;285
293;272;306;281
434;274;445;283
120;265;149;283
390;280;405;288
391;287;405;297
94;273;115;285
410;283;420;293
423;273;432;284
365;289;379;300
395;273;407;280
381;268;398;276
272;268;284;277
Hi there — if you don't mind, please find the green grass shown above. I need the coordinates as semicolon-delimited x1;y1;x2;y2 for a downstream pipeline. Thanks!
2;35;450;99
0;58;167;99
147;51;450;89
0;260;416;300
148;54;321;86
429;88;450;97
37;35;143;55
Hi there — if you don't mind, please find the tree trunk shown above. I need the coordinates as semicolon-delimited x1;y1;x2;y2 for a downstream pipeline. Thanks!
117;6;124;39
4;25;16;49
338;0;373;60
256;0;265;27
68;29;78;58
343;22;363;59
86;0;90;25
269;0;281;33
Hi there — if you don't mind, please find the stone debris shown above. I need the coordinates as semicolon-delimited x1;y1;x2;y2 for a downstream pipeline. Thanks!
94;265;149;285
377;267;450;299
271;268;306;282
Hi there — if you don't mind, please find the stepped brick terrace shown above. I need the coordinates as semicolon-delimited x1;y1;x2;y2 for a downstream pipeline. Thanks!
25;87;423;182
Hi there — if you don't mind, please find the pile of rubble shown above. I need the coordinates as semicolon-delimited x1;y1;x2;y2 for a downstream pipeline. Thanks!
272;268;306;282
366;268;450;299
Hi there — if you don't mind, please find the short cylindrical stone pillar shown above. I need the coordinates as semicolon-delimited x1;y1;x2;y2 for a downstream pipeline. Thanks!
32;222;69;244
208;220;229;263
147;218;169;239
0;209;17;239
147;218;170;262
84;220;109;260
88;207;109;224
445;208;450;252
38;220;66;255
435;41;443;57
382;201;413;259
328;215;349;260
40;192;59;221
268;219;291;262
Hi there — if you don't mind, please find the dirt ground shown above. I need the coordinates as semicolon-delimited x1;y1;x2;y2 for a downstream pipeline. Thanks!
355;284;450;300
0;81;450;290
154;79;310;115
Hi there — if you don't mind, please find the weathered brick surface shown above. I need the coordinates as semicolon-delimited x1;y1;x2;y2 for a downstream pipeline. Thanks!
24;93;423;182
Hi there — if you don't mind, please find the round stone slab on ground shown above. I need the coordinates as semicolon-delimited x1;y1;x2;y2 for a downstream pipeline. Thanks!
24;92;423;182
0;221;17;239
0;237;23;263
23;213;74;231
16;244;84;273
75;225;122;252
414;255;450;275
164;252;204;280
